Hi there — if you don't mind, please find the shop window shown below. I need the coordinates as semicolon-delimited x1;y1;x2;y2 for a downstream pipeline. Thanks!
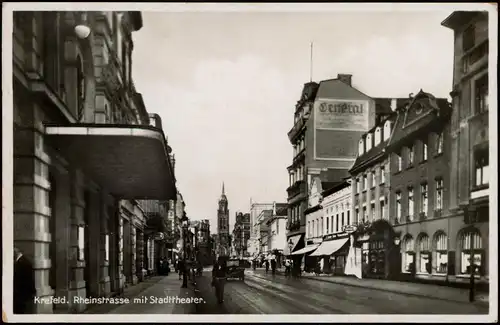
474;148;489;187
460;230;483;275
434;232;448;274
475;74;488;114
417;234;431;274
402;236;415;273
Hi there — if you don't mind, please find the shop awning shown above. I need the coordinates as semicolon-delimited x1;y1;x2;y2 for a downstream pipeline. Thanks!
283;234;303;255
291;244;319;256
44;124;176;200
310;237;349;257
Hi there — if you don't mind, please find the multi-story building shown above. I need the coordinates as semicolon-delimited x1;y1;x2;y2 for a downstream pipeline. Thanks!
233;212;251;258
12;11;176;313
439;11;490;284
248;202;274;256
217;183;230;256
256;209;274;256
386;90;454;283
310;180;353;275
174;191;186;253
286;74;399;265
265;203;288;264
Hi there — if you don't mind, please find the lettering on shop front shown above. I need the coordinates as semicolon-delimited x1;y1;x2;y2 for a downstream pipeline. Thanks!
318;102;364;115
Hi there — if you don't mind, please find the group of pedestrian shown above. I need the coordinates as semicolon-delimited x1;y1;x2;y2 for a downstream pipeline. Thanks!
264;259;277;275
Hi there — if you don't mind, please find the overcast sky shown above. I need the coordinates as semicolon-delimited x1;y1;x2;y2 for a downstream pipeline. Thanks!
130;7;457;233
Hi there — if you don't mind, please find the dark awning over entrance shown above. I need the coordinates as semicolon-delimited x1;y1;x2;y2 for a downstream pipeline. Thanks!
45;124;176;200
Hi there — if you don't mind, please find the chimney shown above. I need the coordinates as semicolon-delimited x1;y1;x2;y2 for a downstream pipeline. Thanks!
337;74;352;86
390;99;397;111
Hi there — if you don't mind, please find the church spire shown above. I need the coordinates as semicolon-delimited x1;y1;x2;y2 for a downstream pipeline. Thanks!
222;181;225;195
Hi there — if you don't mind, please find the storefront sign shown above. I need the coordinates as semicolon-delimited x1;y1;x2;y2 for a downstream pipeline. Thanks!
343;225;358;234
315;99;369;130
323;233;349;242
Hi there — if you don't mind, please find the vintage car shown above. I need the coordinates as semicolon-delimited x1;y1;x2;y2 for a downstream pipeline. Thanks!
226;259;245;281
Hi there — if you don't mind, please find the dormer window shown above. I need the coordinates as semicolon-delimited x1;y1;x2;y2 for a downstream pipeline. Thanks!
374;127;382;146
366;133;373;151
384;120;392;142
358;139;365;155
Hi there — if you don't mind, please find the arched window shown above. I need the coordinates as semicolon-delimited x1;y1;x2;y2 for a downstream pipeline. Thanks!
434;232;448;274
402;235;415;273
417;234;431;274
459;229;483;275
384;120;392;142
366;133;373;151
374;127;382;146
358;139;365;155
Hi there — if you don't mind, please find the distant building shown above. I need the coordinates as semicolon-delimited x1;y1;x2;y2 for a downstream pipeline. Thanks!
233;212;251;257
248;202;274;256
265;203;288;264
217;183;230;256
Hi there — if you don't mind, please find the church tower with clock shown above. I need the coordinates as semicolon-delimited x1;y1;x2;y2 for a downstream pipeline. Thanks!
217;182;230;256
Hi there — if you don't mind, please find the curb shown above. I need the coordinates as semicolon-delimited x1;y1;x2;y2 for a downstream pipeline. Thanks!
257;271;489;307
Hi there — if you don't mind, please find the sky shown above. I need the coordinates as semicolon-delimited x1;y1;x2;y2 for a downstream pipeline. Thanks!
130;7;456;233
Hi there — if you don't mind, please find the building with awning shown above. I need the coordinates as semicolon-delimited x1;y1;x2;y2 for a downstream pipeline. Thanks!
11;11;178;314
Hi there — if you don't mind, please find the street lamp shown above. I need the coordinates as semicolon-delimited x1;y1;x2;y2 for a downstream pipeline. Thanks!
75;12;91;39
180;214;189;288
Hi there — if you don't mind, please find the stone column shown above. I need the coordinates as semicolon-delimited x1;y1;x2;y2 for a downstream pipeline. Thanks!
130;226;138;284
99;193;111;297
13;104;54;314
117;206;125;293
68;169;86;313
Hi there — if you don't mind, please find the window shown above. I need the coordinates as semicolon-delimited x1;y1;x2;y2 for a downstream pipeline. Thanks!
420;183;428;216
336;214;339;232
380;166;386;184
366;133;373;151
475;149;489;187
307;221;311;237
326;218;329;234
408;188;414;220
355;208;359;223
383;120;392;142
423;141;428;161
460;230;483;275
105;234;109;261
380;199;386;219
436;133;443;154
435;232;448;274
362;206;367;222
371;171;376;188
347;210;351;225
358;139;364;155
475;74;488;114
321;217;324;236
408;145;414;166
341;212;345;229
418;234;431;274
370;203;375;220
396;192;402;222
363;175;368;191
78;226;85;261
435;178;443;210
402;236;415;273
357;178;362;193
462;25;475;52
397;153;403;172
375;127;381;146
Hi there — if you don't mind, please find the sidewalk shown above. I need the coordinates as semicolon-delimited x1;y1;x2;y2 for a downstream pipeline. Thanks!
84;275;197;314
253;269;490;307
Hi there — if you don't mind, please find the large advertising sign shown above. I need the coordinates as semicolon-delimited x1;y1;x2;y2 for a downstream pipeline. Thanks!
314;99;369;130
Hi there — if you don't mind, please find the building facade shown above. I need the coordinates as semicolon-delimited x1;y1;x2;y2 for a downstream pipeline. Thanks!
217;183;230;256
12;11;177;313
265;204;288;263
233;212;251;258
248;202;274;256
286;74;397;264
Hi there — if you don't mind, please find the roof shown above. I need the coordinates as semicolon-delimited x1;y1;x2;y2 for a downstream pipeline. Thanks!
349;113;398;174
441;11;484;30
276;206;288;216
321;181;340;193
322;180;350;197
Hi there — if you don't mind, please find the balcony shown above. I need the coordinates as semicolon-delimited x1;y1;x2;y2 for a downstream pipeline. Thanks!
287;180;306;198
288;117;306;143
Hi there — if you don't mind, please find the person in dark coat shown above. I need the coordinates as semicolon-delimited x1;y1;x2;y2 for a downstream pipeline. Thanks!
212;258;227;303
14;247;36;314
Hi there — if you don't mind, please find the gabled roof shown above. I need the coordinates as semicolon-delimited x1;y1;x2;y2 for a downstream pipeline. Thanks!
386;90;450;151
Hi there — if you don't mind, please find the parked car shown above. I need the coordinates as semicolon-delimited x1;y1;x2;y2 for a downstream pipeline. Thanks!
226;259;245;281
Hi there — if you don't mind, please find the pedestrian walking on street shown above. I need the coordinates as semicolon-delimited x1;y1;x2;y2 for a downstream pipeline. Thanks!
178;259;184;280
212;258;228;303
271;259;277;275
265;260;269;274
14;247;36;314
